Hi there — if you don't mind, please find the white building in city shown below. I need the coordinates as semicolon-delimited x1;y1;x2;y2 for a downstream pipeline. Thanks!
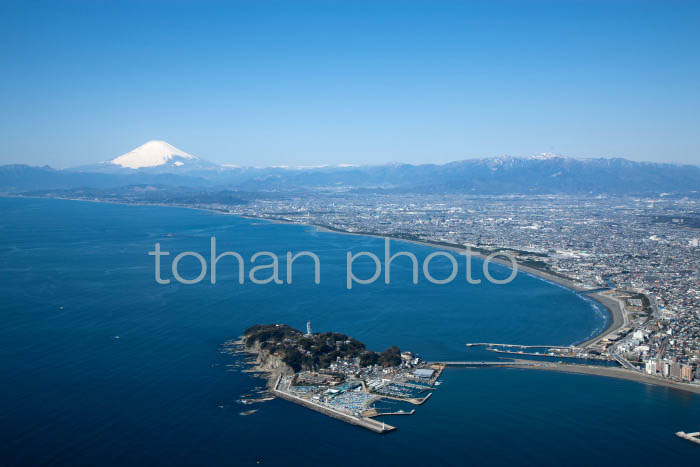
645;359;657;375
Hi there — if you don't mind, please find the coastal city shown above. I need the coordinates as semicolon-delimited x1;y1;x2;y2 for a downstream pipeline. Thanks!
4;0;700;463
220;192;700;386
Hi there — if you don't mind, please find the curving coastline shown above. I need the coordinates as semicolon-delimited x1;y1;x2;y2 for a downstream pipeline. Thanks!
239;214;626;346
15;197;696;396
7;197;626;346
234;216;700;396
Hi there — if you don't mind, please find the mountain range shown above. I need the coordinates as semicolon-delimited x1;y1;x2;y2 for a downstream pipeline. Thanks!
1;140;699;195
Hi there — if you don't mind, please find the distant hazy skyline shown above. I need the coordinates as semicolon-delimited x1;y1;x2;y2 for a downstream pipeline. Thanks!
1;0;698;168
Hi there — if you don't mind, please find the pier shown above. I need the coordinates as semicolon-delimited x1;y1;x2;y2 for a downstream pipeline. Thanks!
363;408;416;418
374;392;432;405
465;343;576;350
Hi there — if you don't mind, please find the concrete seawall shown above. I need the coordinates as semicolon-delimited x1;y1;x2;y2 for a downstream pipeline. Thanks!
271;388;396;433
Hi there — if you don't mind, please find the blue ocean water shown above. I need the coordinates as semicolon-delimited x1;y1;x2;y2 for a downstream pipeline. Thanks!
1;197;698;466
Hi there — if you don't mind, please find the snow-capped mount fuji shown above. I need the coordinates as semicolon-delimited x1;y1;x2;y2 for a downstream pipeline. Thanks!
110;140;197;169
72;140;223;174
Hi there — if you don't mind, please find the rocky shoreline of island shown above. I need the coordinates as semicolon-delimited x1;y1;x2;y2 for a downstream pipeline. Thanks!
233;323;444;433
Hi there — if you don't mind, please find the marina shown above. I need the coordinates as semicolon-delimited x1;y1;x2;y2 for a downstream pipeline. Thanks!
271;375;396;434
465;342;612;361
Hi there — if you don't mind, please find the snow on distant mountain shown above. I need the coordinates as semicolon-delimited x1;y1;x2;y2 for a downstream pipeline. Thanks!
110;141;197;169
3;148;700;194
69;140;223;174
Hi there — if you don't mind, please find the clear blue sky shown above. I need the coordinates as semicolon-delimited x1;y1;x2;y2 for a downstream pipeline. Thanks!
1;0;698;167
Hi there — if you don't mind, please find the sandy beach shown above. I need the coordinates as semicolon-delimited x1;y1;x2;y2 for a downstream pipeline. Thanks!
510;362;700;395
577;291;627;347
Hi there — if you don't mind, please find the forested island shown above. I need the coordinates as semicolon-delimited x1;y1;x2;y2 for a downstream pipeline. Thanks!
236;323;441;433
242;324;402;372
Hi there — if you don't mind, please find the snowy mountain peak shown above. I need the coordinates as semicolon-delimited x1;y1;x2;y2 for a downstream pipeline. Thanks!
530;152;565;160
110;141;197;169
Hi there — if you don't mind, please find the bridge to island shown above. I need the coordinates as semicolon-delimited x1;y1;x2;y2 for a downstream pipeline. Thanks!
431;360;546;367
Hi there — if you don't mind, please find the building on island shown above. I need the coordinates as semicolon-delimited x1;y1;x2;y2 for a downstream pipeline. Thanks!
413;369;435;379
